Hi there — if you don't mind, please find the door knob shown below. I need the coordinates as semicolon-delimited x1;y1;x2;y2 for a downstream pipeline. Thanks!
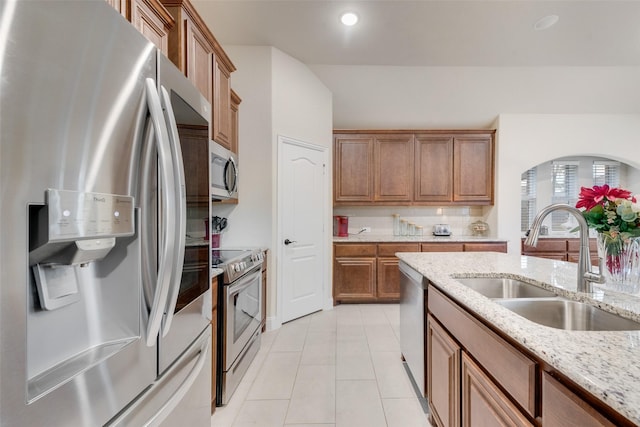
284;239;296;245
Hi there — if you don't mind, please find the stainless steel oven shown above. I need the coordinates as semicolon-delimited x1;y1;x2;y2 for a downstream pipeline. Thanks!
214;249;264;406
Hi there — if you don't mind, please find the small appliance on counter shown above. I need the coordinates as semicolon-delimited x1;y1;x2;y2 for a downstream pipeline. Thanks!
470;220;489;237
333;216;349;237
433;224;452;236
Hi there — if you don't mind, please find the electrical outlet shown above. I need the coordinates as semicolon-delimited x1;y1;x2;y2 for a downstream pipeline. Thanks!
362;227;372;233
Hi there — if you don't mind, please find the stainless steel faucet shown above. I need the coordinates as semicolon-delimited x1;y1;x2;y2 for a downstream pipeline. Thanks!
524;204;604;293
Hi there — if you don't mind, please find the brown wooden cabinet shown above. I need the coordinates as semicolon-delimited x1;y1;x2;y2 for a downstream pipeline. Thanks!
334;135;374;203
542;373;616;427
374;135;414;203
334;243;420;303
427;315;461;427
461;353;533;427
161;0;214;102
453;134;494;204
334;241;505;304
334;130;495;206
333;244;377;302
106;0;174;56
522;238;598;264
230;89;241;155
212;51;235;149
415;135;453;203
426;280;631;427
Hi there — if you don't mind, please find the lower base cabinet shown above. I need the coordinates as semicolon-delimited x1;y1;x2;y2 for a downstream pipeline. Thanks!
427;284;632;427
542;372;616;427
427;315;460;427
333;241;505;304
461;353;533;427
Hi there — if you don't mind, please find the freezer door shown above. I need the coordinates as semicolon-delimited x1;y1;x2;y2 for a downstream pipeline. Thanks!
1;1;158;425
107;327;212;427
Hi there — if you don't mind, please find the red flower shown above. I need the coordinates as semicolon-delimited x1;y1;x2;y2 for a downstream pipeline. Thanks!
576;185;635;210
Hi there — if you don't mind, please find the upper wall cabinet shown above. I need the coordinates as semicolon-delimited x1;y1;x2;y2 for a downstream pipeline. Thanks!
334;130;495;206
160;0;214;103
212;50;236;150
107;0;175;57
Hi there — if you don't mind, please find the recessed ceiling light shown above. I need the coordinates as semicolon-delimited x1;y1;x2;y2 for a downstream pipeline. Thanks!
534;15;559;31
341;12;358;26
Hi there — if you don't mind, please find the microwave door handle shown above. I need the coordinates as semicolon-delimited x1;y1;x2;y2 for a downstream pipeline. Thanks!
144;78;177;347
158;85;187;334
224;156;238;195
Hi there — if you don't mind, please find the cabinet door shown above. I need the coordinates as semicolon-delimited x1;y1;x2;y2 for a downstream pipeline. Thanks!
415;135;453;202
542;373;616;427
334;135;374;204
185;16;212;103
333;257;376;302
453;135;493;204
230;89;241;154
377;258;401;300
461;353;533;427
428;315;461;427
131;0;172;56
212;54;232;148
374;135;414;202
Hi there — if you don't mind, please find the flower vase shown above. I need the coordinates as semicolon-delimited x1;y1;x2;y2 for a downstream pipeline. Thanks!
596;232;640;294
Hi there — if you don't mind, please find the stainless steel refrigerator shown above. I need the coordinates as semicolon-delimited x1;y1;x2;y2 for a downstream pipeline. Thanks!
0;1;213;425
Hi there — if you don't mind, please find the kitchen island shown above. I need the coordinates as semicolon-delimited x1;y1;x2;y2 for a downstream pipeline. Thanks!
398;251;640;426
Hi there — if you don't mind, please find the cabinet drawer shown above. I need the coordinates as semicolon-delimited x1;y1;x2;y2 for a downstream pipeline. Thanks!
378;243;420;257
422;243;464;252
464;242;507;253
334;244;377;257
429;286;537;417
567;239;598;253
521;238;566;253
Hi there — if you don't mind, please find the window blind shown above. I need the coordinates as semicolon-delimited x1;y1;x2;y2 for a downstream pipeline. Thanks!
593;161;620;187
521;168;537;231
551;161;579;231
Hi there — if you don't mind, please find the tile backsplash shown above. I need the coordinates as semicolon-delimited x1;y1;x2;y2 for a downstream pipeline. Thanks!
333;206;489;237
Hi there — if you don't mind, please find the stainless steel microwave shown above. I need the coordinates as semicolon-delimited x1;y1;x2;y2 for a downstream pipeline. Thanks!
210;140;238;200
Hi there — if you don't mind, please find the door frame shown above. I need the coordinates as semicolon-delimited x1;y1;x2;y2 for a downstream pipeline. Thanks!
275;135;331;329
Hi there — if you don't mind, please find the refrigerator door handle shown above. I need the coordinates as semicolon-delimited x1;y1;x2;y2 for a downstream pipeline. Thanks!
158;85;187;334
143;334;210;427
144;78;177;347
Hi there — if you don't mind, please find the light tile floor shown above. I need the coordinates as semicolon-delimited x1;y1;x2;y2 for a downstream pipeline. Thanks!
211;304;432;427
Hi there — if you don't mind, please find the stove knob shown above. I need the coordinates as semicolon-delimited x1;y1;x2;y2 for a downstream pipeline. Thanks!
233;263;241;272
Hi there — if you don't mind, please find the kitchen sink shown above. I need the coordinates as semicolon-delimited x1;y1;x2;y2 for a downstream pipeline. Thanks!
495;299;640;331
455;277;558;299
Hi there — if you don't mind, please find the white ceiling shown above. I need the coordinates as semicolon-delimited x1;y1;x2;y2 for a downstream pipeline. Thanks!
193;0;640;67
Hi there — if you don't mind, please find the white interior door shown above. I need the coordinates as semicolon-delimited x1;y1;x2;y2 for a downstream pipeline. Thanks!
278;136;326;323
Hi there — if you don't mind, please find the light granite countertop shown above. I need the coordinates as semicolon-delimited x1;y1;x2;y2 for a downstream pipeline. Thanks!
333;234;507;243
397;251;640;425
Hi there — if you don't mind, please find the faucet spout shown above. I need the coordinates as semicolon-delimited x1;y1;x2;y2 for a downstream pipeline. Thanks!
524;204;603;293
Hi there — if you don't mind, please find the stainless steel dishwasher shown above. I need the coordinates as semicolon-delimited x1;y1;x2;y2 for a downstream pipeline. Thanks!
399;260;428;397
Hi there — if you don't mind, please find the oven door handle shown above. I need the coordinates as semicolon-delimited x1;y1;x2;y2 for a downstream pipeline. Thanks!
227;267;261;296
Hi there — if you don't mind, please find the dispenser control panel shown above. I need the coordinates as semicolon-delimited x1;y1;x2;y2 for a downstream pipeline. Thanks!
45;189;135;240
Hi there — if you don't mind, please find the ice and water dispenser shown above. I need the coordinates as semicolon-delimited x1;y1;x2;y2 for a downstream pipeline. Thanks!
29;189;135;310
26;189;142;402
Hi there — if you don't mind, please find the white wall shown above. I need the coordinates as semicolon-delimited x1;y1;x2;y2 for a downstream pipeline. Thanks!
217;46;333;328
309;65;640;129
492;114;640;254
